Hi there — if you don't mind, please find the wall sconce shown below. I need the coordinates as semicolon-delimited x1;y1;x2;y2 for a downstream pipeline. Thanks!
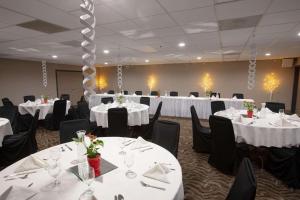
200;73;213;95
263;72;280;101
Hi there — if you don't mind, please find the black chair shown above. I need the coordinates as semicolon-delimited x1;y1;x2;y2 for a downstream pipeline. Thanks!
123;90;129;95
26;109;40;152
150;91;159;96
211;101;225;115
0;105;18;133
65;106;79;121
232;93;244;99
265;102;285;113
210;92;221;98
60;94;70;100
107;108;129;137
2;98;14;107
107;90;115;94
77;101;90;120
45;100;67;130
190;106;211;153
226;158;257;200
60;119;90;143
170;91;178;96
152;120;180;157
135;91;142;95
142;102;163;139
189;92;199;97
23;95;35;102
101;97;114;104
140;97;150;106
208;115;241;175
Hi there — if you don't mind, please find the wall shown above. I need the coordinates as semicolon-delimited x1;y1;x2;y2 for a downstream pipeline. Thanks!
0;58;81;105
97;60;294;110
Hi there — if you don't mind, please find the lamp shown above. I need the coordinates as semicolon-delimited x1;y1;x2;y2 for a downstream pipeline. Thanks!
263;72;280;101
201;73;213;96
147;75;156;94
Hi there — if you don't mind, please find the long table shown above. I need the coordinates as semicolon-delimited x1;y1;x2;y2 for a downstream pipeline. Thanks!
89;94;254;119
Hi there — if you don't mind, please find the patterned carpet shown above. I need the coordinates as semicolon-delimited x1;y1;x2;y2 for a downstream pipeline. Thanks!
35;117;300;200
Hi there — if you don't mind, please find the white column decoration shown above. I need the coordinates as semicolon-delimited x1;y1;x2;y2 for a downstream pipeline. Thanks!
41;60;47;88
117;65;123;92
248;39;257;90
80;0;96;101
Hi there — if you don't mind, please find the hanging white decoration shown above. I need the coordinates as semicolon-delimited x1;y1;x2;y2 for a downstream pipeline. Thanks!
41;60;47;88
117;65;123;91
248;37;257;90
80;0;97;101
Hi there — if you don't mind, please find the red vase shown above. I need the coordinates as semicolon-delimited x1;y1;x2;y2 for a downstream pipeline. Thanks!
87;154;101;177
247;110;253;118
44;99;48;104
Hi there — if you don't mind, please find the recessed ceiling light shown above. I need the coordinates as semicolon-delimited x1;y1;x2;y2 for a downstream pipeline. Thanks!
103;50;110;54
265;52;271;56
298;32;300;36
145;59;149;63
197;56;202;60
104;62;108;65
52;55;58;59
178;42;186;47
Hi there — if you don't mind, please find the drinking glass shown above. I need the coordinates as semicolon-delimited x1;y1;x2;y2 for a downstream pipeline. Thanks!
47;160;61;188
79;166;95;200
124;153;136;179
50;147;61;161
279;109;285;118
119;138;127;155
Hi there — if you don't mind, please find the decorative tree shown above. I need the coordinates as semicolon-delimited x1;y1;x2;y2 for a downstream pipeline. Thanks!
97;75;107;91
201;73;213;96
263;72;280;101
147;75;156;93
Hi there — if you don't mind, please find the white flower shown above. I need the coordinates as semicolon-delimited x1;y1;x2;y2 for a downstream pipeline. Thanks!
76;130;86;140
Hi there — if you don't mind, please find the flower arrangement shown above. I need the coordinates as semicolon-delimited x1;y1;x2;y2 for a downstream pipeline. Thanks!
116;94;125;104
73;132;104;158
244;101;254;111
41;95;48;103
205;90;212;97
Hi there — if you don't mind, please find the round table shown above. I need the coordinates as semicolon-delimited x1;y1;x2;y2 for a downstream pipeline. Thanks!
0;117;13;147
215;110;300;147
90;102;149;128
0;137;184;200
18;99;71;120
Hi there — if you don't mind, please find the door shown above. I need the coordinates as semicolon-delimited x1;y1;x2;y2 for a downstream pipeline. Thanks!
56;70;83;105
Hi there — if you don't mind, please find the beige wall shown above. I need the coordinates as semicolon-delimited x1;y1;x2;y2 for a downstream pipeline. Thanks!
97;60;294;110
0;58;82;105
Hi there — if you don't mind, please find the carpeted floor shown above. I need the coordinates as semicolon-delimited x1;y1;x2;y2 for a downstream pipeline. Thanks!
35;117;300;200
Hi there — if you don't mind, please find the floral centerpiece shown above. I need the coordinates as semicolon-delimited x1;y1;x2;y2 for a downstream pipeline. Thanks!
205;90;212;97
116;94;125;105
41;95;48;104
244;101;254;118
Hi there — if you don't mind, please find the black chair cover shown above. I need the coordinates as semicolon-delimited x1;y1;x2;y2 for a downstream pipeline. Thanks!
152;120;180;157
60;94;70;100
226;158;257;200
0;106;18;133
190;105;211;153
23;95;35;102
210;92;221;98
150;91;159;96
2;98;14;107
189;92;199;97
232;93;244;99
60;119;90;143
140;97;150;106
170;91;178;96
27;109;40;153
77;101;90;120
101;97;114;104
211;101;225;115
265;102;285;113
65;106;79;121
107;90;115;94
107;108;129;137
45;100;67;130
123;90;129;95
135;91;142;95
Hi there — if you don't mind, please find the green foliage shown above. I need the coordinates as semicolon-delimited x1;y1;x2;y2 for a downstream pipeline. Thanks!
244;101;254;111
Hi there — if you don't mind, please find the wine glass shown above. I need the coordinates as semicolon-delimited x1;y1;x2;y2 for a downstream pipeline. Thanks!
279;109;285;118
79;166;95;200
47;160;61;188
124;153;136;179
50;147;61;161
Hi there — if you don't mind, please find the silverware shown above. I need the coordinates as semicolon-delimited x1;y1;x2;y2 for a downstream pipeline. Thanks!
132;145;151;150
118;194;124;200
65;144;73;151
27;182;33;188
123;140;135;146
140;147;153;152
3;171;36;178
5;174;29;181
140;181;166;191
61;146;65;152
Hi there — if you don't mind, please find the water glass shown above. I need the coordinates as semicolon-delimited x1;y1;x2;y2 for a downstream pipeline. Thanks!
79;166;95;200
124;153;136;179
279;109;285;118
119;138;126;156
50;148;61;161
47;160;61;188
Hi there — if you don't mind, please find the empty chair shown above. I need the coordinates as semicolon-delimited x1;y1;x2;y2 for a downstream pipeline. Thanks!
150;91;159;96
232;93;244;99
190;105;211;153
210;92;221;98
27;109;40;152
23;95;35;102
2;98;14;107
226;158;257;200
65;106;78;121
0;105;18;132
123;90;129;95
107;90;115;94
265;102;285;113
211;101;225;115
60;94;70;100
60;119;90;143
101;97;113;104
142;102;163;139
107;108;129;137
140;97;150;106
189;92;199;97
77;101;90;120
152;120;180;157
170;91;178;96
45;100;67;130
135;91;142;95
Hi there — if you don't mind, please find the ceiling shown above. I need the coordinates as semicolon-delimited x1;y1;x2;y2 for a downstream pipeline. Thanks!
0;0;300;66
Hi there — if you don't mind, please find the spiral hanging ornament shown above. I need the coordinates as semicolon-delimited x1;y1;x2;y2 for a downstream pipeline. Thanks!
248;43;257;90
80;0;97;100
41;60;47;88
117;65;123;92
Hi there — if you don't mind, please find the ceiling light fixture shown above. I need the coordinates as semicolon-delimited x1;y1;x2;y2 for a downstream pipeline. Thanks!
178;42;186;47
145;59;149;63
265;52;271;56
197;56;202;60
104;62;108;65
103;49;110;54
52;55;58;59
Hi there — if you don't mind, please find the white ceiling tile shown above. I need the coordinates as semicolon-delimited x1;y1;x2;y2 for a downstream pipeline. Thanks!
133;14;177;29
182;22;218;34
256;23;296;35
216;0;271;20
220;28;254;47
0;26;45;41
267;0;300;13
103;20;141;33
0;8;34;26
259;10;300;26
157;0;213;12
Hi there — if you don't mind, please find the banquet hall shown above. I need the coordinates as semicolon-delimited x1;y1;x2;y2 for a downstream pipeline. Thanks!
0;0;300;199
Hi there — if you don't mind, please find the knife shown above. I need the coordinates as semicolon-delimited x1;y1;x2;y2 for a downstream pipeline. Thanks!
3;171;37;178
65;144;73;151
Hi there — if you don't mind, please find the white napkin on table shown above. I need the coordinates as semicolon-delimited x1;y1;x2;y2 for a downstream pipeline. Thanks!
132;93;137;96
190;95;195;98
0;186;36;200
14;156;47;173
271;118;296;128
143;163;171;183
234;115;254;125
232;96;237;99
288;114;300;122
130;137;150;150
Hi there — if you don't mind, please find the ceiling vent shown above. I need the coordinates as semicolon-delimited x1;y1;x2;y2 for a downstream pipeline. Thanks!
17;20;69;34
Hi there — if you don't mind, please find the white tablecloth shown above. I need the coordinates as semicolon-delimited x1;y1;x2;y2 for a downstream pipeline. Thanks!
90;102;150;128
0;118;13;147
0;137;184;200
18;99;71;120
89;94;254;119
215;110;300;147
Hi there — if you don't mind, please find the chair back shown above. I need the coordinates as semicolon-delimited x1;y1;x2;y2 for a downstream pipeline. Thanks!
210;92;221;98
60;94;70;100
211;101;225;115
265;102;285;113
226;158;257;200
150;91;159;96
23;95;35;102
60;119;90;143
107;90;115;94
0;106;18;132
135;91;142;95
170;91;178;96
152;102;162;122
101;97;114;104
152;120;180;157
123;90;128;95
232;93;244;99
29;109;40;152
190;105;201;130
108;108;129;137
140;97;150;106
189;92;199;97
209;115;237;175
77;101;90;120
52;100;67;130
2;98;14;107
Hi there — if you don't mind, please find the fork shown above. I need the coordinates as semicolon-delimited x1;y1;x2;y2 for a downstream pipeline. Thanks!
140;181;166;191
5;174;29;181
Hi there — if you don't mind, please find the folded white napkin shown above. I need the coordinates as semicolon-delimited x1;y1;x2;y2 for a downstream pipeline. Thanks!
190;95;195;98
271;118;295;128
211;95;216;99
54;98;59;101
131;137;149;150
0;186;36;200
288;114;300;122
132;93;137;96
234;116;254;125
232;96;237;99
25;100;32;105
14;156;47;173
143;163;170;183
